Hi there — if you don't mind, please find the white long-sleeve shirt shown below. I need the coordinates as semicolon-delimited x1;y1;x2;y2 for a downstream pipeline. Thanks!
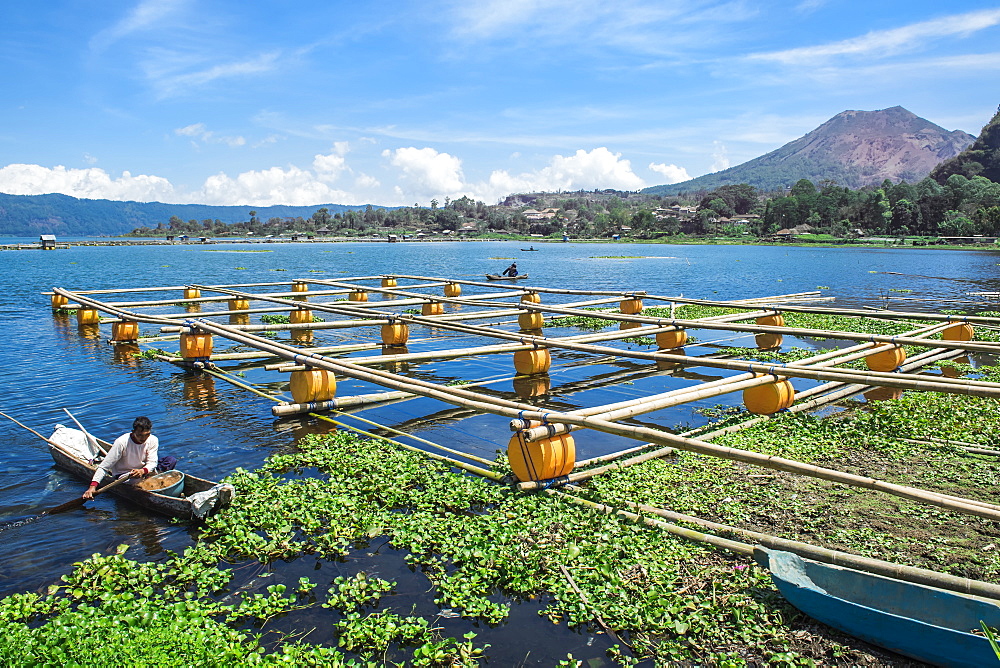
91;432;159;484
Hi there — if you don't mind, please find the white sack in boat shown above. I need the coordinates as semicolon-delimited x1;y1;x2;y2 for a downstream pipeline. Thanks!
50;425;101;462
188;483;235;519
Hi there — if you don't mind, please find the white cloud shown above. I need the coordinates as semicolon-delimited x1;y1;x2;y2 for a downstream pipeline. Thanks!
648;162;690;184
0;164;175;202
355;174;380;189
312;152;348;181
476;148;645;202
83;154;98;165
148;51;281;99
174;123;246;148
750;9;1000;65
90;0;187;52
193;166;355;206
710;141;730;172
382;147;466;197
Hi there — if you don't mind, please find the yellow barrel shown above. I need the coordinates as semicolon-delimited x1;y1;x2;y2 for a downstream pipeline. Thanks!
183;287;201;300
518;312;544;330
292;282;308;301
228;299;249;311
421;302;444;316
290;309;314;325
513;375;551;399
443;283;462;297
521;292;541;304
349;290;368;302
756;314;785;327
179;332;213;360
290;369;336;403
943;323;974;341
755;333;783;350
381;322;410;346
381;277;397;288
743;379;794;415
111;320;139;342
656;329;688;349
513;348;551;374
865;346;905;372
51;294;68;309
620;298;643;314
77;308;100;325
507;433;575;482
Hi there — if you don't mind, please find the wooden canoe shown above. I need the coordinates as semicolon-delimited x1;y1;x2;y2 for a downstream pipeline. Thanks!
754;547;1000;667
48;438;232;520
485;273;529;280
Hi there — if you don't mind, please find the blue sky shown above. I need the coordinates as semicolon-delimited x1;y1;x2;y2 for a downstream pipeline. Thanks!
1;1;998;207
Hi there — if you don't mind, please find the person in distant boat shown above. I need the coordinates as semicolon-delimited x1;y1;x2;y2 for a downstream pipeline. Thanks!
82;416;158;499
502;262;518;277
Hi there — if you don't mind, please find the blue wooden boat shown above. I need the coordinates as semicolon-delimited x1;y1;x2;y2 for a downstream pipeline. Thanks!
754;547;1000;667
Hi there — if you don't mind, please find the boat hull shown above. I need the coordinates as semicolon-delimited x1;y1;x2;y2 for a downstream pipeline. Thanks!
755;547;1000;668
485;273;529;280
49;441;229;520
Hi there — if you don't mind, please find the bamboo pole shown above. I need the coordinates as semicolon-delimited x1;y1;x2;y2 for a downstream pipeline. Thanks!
182;319;1000;521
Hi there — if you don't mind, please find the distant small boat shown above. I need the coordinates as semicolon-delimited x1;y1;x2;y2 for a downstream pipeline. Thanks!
485;273;529;280
754;547;1000;668
520;247;539;251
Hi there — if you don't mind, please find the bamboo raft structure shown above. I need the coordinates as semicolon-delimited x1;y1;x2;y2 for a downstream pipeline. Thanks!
43;274;1000;601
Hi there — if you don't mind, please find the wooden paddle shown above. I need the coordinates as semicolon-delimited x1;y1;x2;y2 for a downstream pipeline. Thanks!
0;410;129;514
45;473;133;515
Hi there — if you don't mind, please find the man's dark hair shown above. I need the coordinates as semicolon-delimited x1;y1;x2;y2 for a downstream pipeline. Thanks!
132;416;153;431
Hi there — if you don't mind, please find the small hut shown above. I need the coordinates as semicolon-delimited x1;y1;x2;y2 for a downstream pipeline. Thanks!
39;234;57;250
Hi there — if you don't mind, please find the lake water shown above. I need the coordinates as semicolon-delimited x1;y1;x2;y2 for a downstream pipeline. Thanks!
0;239;997;660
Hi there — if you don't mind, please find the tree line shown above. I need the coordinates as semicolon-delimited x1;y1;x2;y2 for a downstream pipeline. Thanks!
129;176;1000;241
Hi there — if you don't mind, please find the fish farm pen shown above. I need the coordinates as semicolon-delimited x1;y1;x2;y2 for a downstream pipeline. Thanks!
41;273;1000;661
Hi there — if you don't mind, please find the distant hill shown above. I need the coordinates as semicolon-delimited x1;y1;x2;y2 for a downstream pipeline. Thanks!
644;106;975;196
930;105;1000;184
0;193;369;237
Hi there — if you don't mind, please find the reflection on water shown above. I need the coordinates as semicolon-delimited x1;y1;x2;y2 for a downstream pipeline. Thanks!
182;373;217;409
112;342;142;366
229;313;250;326
756;333;784;350
291;329;313;344
864;386;904;402
77;323;102;339
513;374;551;399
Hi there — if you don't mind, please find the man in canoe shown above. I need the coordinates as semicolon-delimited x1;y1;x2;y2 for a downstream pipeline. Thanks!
82;416;158;499
501;262;518;277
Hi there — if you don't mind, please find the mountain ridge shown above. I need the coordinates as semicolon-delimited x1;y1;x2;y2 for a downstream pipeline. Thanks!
644;106;975;195
0;193;370;236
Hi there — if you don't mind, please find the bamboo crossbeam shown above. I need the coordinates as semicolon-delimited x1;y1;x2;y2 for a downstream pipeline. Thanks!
638;293;1000;326
512;322;952;441
183;319;1000;521
688;348;965;442
271;390;414;415
523;301;1000;355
